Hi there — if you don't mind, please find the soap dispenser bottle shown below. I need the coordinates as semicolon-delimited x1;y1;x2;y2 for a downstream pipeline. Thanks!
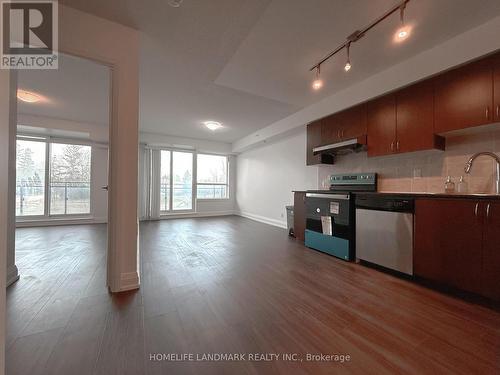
457;175;468;193
444;176;455;194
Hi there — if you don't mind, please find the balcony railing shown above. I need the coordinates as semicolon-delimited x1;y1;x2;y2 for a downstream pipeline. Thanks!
160;183;192;211
16;181;91;216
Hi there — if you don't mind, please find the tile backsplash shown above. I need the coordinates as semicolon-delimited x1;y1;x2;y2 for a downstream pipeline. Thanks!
318;129;500;194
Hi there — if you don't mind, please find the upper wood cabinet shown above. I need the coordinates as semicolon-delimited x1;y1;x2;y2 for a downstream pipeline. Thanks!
367;94;396;157
306;120;333;165
321;104;367;145
305;51;500;164
481;201;500;300
321;115;342;145
493;55;500;122
434;59;493;133
415;199;484;295
396;81;444;153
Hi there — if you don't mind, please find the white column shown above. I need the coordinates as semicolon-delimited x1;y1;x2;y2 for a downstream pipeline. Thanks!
0;66;17;375
6;71;19;287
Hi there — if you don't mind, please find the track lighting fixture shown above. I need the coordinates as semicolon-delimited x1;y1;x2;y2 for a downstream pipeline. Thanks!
309;0;411;86
312;65;323;90
344;42;352;72
395;3;410;41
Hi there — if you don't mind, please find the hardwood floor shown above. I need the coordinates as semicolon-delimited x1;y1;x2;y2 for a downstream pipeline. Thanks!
7;217;500;374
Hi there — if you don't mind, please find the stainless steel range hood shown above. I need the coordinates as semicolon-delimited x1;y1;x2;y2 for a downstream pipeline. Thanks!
313;135;367;156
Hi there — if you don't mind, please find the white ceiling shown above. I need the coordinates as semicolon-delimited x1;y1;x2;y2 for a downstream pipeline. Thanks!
36;0;500;142
17;53;110;126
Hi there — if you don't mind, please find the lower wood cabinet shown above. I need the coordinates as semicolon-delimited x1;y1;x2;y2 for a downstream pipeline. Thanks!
293;192;306;242
481;201;500;300
415;199;499;299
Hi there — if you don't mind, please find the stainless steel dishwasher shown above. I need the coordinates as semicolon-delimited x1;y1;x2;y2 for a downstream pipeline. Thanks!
355;194;414;275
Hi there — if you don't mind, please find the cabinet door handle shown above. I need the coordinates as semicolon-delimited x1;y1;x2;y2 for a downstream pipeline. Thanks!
337;130;340;139
396;140;400;151
474;202;479;217
390;141;394;151
486;106;489;120
341;130;344;138
486;203;491;220
496;105;499;119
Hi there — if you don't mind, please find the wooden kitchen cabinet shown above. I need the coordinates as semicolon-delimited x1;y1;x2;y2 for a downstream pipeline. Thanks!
494;56;500;122
321;104;367;145
338;104;367;140
396;81;445;153
306;120;333;165
481;201;500;300
293;192;306;242
434;59;493;133
367;94;397;157
414;199;483;295
321;114;342;145
368;82;444;156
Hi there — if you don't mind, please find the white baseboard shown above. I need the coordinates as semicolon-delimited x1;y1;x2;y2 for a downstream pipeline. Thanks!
7;264;19;287
118;271;140;292
16;217;107;228
159;211;235;220
237;211;287;229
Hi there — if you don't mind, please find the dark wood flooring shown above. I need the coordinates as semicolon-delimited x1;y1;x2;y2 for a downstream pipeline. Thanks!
7;216;500;374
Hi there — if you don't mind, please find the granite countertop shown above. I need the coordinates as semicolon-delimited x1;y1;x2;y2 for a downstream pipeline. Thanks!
293;190;500;200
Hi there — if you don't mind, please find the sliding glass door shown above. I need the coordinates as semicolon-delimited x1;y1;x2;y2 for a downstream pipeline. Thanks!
16;136;93;218
160;150;194;213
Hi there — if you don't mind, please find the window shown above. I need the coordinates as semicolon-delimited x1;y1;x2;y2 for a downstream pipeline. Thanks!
49;143;91;215
160;150;193;212
16;139;46;216
196;154;228;199
15;136;93;218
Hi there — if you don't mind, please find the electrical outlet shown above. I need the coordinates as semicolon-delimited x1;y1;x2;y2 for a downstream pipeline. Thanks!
413;168;422;179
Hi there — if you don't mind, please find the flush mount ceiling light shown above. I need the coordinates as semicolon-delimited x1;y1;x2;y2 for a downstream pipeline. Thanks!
312;65;323;90
17;89;43;103
204;121;223;131
310;0;411;87
168;0;184;8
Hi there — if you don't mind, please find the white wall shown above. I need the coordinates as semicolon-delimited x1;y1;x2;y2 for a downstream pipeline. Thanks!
236;128;318;228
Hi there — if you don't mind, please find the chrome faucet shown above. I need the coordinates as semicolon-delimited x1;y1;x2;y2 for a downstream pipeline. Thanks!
464;152;500;194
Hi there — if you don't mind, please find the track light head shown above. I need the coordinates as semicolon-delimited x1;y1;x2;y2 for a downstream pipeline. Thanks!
344;42;352;72
312;65;323;90
395;3;411;41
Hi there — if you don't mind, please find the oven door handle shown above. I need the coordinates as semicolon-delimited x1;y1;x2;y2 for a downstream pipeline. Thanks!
305;193;350;200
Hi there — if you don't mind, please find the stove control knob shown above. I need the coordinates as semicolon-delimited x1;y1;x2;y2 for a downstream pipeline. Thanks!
316;208;321;213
